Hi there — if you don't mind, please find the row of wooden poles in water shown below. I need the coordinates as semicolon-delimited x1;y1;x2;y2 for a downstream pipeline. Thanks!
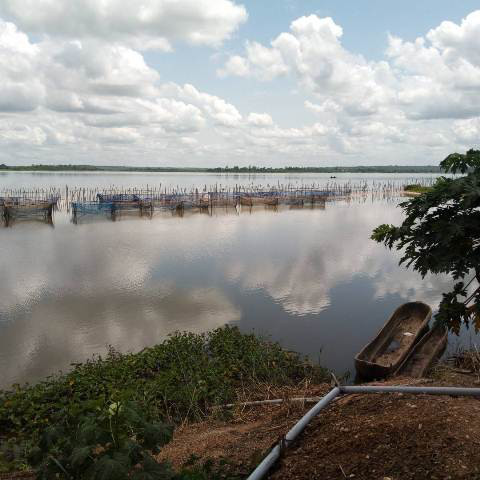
0;178;436;225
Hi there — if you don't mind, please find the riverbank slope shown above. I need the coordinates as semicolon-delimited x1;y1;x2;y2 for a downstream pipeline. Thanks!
160;367;480;479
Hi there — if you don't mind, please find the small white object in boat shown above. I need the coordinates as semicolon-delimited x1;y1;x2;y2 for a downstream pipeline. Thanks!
403;332;414;336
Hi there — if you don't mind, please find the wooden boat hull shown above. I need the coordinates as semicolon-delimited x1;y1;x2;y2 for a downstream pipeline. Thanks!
395;323;448;378
355;302;431;380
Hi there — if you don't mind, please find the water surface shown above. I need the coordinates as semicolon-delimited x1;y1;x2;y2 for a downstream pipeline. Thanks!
0;172;473;388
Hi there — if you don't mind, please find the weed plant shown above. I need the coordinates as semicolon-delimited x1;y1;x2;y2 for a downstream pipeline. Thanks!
0;326;328;477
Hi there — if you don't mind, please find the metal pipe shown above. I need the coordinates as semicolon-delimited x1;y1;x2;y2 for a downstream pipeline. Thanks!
246;386;341;480
340;385;480;396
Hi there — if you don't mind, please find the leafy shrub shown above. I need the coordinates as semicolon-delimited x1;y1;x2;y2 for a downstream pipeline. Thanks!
0;326;328;473
29;401;174;479
403;184;432;193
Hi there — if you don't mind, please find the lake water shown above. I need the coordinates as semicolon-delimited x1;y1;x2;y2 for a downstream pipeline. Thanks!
0;172;474;388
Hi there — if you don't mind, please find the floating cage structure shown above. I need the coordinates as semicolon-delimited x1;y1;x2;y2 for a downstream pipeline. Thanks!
69;186;352;223
1;194;59;226
72;199;155;223
0;177;438;226
72;201;117;216
97;193;141;203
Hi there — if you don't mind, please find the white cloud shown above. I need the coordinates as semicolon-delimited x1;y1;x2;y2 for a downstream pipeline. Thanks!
0;21;44;111
247;112;273;127
174;83;243;127
217;10;480;162
0;18;250;162
221;15;395;117
3;9;480;166
218;55;250;77
385;33;480;120
0;0;248;50
427;11;480;67
452;118;480;146
222;12;480;124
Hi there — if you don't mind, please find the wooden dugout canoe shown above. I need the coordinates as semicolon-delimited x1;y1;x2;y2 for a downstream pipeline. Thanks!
355;302;431;380
394;322;448;378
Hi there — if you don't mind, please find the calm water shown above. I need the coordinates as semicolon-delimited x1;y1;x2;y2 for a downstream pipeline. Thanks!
0;172;473;388
0;170;443;190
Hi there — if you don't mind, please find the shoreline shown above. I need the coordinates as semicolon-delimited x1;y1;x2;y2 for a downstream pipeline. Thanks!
1;327;478;479
0;326;329;476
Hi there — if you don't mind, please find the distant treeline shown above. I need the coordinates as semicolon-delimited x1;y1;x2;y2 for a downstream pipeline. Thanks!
206;165;443;173
0;164;205;172
0;163;443;173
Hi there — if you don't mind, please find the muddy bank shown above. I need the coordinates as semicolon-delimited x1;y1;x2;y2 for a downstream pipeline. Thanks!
160;370;480;479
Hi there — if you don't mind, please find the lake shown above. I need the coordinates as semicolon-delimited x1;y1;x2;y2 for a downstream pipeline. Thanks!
0;171;474;388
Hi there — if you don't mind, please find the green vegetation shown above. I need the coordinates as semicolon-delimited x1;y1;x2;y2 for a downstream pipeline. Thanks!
28;402;174;480
372;149;480;334
403;184;433;194
0;163;443;174
0;326;328;478
0;164;206;173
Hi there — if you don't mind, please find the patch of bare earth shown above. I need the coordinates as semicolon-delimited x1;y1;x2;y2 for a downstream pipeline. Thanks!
272;391;480;479
157;384;332;474
160;372;480;479
0;473;35;480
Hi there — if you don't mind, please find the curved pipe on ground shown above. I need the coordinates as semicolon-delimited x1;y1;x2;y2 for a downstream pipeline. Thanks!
246;384;480;480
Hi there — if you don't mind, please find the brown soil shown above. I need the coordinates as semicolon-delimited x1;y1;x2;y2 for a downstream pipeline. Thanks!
157;384;332;475
272;389;480;479
0;473;35;480
159;371;480;479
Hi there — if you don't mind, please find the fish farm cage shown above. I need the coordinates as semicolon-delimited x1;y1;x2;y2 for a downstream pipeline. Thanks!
1;193;60;226
0;178;437;226
71;188;346;220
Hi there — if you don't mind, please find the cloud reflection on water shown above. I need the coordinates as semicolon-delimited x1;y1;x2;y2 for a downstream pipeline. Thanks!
224;202;411;315
0;198;472;388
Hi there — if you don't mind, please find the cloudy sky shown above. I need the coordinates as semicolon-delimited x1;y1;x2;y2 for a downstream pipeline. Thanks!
1;0;480;167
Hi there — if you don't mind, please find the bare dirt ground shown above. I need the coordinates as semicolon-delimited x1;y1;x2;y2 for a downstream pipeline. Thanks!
0;473;35;479
272;385;480;479
157;383;332;476
159;369;480;479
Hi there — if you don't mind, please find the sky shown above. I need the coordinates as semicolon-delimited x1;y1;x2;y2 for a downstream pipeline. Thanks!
1;0;480;167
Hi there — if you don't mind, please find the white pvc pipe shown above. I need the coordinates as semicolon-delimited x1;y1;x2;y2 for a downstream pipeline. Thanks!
218;396;324;409
341;385;480;396
246;386;341;480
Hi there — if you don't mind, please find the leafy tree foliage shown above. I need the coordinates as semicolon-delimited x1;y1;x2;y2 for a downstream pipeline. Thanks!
372;149;480;334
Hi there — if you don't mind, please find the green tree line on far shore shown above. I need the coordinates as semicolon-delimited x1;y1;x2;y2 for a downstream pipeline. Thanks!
0;163;443;174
